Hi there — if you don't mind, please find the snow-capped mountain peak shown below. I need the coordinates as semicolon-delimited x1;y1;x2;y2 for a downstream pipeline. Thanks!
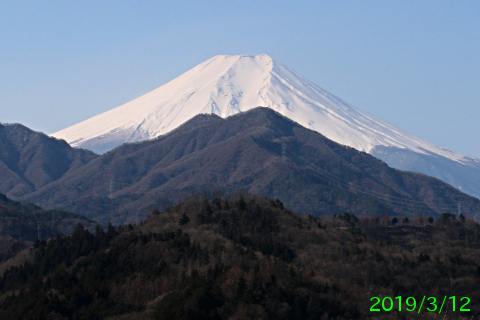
52;54;471;166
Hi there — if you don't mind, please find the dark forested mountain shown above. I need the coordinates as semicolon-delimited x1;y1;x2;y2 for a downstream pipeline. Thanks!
0;123;98;198
1;193;480;319
0;193;98;263
20;108;480;225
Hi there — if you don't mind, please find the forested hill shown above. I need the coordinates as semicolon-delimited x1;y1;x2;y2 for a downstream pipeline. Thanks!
22;108;480;225
1;192;480;319
0;123;97;198
0;193;98;263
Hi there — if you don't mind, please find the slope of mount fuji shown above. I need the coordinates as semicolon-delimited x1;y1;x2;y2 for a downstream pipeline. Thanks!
31;108;480;225
50;54;467;161
52;54;480;198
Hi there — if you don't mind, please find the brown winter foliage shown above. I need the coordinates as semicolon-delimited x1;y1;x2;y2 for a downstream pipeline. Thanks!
0;192;479;319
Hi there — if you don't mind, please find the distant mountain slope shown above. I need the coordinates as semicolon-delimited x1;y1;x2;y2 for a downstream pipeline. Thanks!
0;123;98;198
370;145;480;197
50;54;480;200
0;193;97;241
27;108;480;225
0;192;98;263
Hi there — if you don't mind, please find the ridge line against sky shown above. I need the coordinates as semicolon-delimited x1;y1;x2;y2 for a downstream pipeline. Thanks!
1;1;479;158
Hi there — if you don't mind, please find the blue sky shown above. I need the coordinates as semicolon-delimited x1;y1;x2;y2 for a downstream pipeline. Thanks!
1;1;480;157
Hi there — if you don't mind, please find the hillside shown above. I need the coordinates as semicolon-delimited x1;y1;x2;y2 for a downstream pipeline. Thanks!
0;123;98;199
1;192;479;319
0;193;98;263
24;108;480;225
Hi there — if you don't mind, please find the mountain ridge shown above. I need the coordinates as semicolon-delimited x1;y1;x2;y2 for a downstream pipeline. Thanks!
0;123;98;199
25;108;480;225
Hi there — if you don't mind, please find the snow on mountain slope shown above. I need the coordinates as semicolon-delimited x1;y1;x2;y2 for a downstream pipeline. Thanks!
52;54;477;166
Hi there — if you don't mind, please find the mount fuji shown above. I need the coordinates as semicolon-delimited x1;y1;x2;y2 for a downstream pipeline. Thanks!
52;54;480;199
